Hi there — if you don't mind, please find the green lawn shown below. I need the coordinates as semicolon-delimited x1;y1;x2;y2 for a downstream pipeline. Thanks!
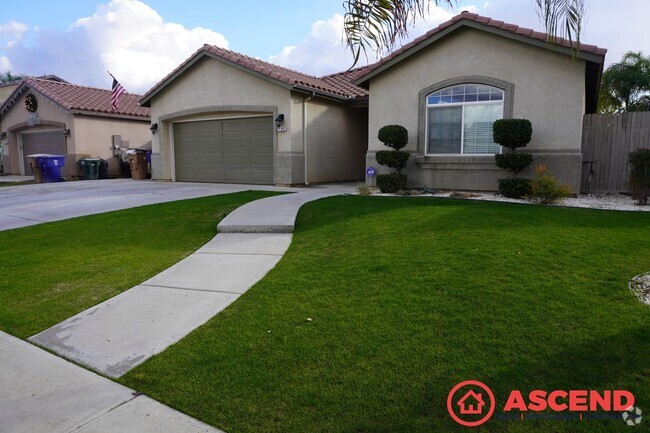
120;196;650;433
0;191;280;338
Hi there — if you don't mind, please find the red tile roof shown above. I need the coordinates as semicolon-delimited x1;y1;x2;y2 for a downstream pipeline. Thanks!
140;44;370;105
140;12;606;106
1;78;150;119
355;11;606;84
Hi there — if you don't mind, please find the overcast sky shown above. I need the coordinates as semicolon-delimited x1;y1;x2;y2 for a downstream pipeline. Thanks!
0;0;648;93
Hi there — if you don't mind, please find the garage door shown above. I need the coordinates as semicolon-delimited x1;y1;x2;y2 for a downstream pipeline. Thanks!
174;116;273;184
21;131;67;176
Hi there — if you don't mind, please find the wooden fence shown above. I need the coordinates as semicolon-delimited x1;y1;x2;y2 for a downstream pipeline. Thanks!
581;112;650;193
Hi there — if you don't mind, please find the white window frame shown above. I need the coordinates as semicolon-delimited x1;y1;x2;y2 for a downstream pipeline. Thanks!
425;85;504;156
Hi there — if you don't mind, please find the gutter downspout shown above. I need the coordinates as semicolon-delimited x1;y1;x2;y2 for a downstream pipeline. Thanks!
303;91;315;186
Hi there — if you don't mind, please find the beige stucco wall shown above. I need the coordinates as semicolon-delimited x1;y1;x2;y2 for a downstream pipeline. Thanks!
148;56;294;183
306;99;367;183
73;115;150;176
367;27;587;191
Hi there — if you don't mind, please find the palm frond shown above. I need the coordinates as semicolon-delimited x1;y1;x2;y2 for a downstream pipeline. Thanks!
535;0;586;49
343;0;456;67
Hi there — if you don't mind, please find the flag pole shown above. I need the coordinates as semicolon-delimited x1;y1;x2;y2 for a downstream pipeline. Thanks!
107;71;117;81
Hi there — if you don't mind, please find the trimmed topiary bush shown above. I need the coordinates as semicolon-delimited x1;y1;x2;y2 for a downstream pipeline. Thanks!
498;178;531;199
493;119;533;150
378;125;409;150
493;118;533;197
495;153;534;175
627;148;650;205
376;150;410;172
375;124;410;193
376;173;407;193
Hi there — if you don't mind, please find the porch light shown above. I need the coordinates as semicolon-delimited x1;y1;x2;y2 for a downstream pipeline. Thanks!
62;128;70;137
274;114;285;128
150;123;158;134
0;131;6;140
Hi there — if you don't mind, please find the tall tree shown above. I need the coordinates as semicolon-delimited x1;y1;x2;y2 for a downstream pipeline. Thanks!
343;0;586;66
599;52;650;113
0;71;24;83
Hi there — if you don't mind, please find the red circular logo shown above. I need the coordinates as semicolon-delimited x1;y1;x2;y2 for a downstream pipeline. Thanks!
447;380;496;427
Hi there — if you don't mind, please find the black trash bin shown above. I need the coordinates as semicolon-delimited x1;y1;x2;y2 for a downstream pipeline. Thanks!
99;159;109;179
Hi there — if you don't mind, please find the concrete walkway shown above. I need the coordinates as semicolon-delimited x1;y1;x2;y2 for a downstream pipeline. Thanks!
0;179;291;232
29;184;354;378
1;331;224;433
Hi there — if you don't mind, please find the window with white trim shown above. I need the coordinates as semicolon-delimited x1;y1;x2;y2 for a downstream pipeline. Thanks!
426;84;504;155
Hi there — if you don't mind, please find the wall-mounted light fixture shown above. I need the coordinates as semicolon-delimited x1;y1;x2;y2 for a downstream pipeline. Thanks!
275;114;286;132
0;131;6;141
62;128;71;137
150;123;159;134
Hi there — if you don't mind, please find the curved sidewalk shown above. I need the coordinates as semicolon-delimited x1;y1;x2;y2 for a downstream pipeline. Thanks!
29;184;354;378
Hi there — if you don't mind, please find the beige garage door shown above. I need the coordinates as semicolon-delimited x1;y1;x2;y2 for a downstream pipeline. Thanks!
174;116;273;184
21;131;67;175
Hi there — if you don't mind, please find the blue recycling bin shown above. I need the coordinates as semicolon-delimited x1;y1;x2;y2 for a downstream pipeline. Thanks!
37;155;66;183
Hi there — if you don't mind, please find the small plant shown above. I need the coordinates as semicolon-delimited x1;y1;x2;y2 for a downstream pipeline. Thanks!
449;191;481;199
529;164;571;204
375;125;410;193
357;183;373;196
493;119;533;198
627;148;650;205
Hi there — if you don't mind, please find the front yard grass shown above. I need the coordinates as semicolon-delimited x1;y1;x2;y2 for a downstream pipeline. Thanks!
0;190;281;338
121;196;650;433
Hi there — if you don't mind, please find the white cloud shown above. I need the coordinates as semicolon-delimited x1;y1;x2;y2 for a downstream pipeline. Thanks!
0;56;11;71
269;4;481;76
2;0;228;93
269;14;353;76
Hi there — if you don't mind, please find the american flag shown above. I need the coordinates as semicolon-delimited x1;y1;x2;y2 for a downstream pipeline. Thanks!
111;78;125;111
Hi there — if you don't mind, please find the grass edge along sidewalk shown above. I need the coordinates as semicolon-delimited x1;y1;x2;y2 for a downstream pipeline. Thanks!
122;195;650;433
0;190;283;339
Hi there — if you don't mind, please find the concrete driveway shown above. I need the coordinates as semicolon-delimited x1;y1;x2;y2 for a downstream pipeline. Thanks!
0;179;292;232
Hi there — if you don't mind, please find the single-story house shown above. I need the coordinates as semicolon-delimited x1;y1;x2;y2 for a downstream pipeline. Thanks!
0;78;151;178
141;11;606;191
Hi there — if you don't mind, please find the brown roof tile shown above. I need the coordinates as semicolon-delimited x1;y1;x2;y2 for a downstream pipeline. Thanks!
1;77;150;118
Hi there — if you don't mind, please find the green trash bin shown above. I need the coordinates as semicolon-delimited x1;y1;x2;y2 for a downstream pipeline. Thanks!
79;158;101;180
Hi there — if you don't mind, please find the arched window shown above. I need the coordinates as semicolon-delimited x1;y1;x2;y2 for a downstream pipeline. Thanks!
426;84;504;155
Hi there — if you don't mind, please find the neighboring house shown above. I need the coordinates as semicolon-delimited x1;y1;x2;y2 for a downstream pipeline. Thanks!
0;78;151;178
141;11;605;191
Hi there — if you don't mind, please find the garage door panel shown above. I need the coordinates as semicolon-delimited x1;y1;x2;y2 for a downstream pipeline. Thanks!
174;116;273;184
21;131;68;176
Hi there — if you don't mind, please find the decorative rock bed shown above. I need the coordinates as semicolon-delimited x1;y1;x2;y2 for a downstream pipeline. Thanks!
629;273;650;306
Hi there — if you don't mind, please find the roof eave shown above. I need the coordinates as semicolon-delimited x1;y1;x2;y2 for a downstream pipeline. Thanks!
71;110;151;121
354;19;606;86
139;49;295;107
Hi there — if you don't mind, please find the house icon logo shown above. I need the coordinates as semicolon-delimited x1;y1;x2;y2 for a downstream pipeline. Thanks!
458;390;486;415
447;380;495;427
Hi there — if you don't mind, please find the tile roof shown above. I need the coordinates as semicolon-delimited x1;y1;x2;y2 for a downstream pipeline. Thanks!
1;77;150;119
140;12;606;106
140;44;370;105
355;11;606;84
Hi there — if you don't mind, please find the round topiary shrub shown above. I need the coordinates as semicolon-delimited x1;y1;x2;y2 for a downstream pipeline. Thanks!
495;153;534;175
378;125;409;151
493;119;532;151
376;150;410;172
376;173;407;193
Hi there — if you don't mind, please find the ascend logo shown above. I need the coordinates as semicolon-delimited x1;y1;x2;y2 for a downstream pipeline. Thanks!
447;380;639;427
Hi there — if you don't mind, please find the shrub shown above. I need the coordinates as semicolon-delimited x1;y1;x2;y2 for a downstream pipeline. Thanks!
376;173;407;193
498;178;531;199
377;125;408;150
356;183;373;196
376;150;410;172
493;119;533;151
495;153;534;175
529;165;571;204
627;148;650;205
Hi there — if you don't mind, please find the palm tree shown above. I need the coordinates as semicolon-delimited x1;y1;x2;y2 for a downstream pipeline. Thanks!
0;71;24;83
343;0;586;65
599;52;650;113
